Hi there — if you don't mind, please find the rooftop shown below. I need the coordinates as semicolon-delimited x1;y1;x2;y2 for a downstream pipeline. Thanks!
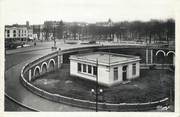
70;52;140;66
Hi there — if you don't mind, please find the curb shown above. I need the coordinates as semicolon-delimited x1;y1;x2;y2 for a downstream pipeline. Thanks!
5;47;50;55
5;93;39;112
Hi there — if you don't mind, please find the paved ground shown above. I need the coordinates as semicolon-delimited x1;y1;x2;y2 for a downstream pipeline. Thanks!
5;96;32;111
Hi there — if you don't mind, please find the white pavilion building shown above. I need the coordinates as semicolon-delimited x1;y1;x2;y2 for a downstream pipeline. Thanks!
69;52;141;86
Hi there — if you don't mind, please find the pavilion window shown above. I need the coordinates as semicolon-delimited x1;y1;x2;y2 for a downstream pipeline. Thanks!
93;66;97;76
83;64;86;72
88;65;92;74
114;67;118;81
132;63;136;75
78;63;81;72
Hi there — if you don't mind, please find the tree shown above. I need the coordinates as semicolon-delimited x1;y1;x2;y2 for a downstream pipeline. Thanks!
33;25;41;40
69;25;81;40
56;20;64;39
165;19;175;43
43;22;53;40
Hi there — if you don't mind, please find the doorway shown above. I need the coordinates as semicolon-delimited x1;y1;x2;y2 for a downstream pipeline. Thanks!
122;65;127;81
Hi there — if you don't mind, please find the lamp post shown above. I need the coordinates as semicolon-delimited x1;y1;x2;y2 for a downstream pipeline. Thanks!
53;26;56;49
91;88;104;112
96;58;98;112
91;58;104;112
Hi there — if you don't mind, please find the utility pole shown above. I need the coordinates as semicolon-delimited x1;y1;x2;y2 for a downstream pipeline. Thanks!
96;58;98;112
53;26;56;48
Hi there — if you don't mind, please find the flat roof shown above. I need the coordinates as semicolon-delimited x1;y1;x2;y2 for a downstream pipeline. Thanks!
70;52;140;66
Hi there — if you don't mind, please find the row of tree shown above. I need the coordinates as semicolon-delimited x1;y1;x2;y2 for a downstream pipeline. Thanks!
35;19;175;44
85;19;175;43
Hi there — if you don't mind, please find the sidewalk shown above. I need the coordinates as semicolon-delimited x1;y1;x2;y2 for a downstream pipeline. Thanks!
5;44;51;55
5;41;96;55
5;40;146;55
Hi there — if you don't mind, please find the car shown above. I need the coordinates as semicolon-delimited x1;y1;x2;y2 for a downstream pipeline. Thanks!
5;40;24;49
88;40;96;44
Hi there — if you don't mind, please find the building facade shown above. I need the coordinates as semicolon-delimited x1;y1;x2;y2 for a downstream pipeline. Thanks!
96;18;113;27
70;52;141;86
5;21;33;41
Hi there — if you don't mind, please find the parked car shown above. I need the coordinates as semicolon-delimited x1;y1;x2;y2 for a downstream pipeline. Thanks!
88;40;96;44
5;40;24;49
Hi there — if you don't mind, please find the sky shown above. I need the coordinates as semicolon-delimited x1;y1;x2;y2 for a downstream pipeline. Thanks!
0;0;175;25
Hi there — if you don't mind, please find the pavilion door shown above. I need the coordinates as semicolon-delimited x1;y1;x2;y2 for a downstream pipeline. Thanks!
122;65;127;81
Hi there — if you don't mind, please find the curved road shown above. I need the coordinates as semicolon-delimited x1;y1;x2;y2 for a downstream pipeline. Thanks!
5;42;94;111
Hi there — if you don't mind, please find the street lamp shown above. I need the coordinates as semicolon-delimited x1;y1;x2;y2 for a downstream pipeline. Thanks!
91;88;103;93
91;88;104;112
52;26;57;50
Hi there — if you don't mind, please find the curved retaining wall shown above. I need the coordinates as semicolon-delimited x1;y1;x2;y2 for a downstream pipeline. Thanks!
20;46;170;111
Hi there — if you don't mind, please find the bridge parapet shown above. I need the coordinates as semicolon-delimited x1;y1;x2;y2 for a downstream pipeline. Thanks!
22;51;62;81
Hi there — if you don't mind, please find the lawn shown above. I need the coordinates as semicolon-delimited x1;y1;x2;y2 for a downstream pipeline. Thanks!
32;64;174;104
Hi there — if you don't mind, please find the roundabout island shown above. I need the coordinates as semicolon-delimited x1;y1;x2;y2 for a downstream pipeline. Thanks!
19;44;175;111
32;65;173;104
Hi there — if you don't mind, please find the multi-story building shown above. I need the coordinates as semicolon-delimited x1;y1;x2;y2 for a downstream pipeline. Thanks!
5;21;33;41
96;18;113;27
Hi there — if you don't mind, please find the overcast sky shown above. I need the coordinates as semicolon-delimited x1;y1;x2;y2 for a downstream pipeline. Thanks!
1;0;175;25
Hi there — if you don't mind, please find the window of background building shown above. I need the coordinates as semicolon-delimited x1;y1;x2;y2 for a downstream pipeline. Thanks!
88;65;92;74
13;34;16;37
114;67;118;81
78;63;81;72
132;63;136;75
7;30;10;33
93;66;97;76
83;64;86;72
13;30;16;33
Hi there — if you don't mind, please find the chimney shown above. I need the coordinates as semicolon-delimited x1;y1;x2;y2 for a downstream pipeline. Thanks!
26;21;29;27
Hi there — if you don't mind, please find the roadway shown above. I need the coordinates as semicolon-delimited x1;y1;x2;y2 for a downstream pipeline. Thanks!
5;41;94;111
